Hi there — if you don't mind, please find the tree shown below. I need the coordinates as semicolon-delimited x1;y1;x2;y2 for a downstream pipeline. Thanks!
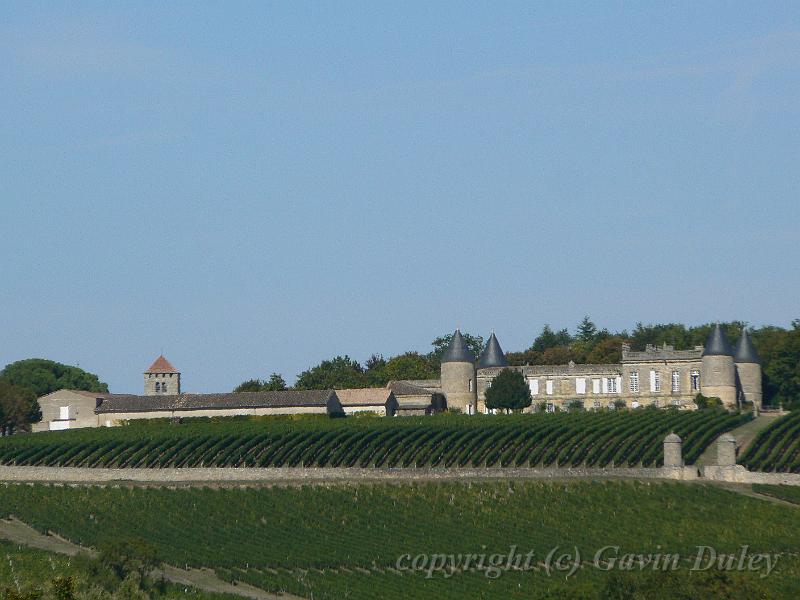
234;373;289;393
761;320;800;410
529;325;572;352
295;356;367;390
0;359;108;398
364;354;388;386
384;352;437;382
576;316;598;342
429;332;484;365
0;381;41;432
484;369;531;413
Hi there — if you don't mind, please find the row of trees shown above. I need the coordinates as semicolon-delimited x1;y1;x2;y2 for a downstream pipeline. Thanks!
237;318;800;410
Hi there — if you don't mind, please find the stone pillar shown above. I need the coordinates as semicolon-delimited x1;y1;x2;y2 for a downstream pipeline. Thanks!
716;433;737;467
663;433;684;467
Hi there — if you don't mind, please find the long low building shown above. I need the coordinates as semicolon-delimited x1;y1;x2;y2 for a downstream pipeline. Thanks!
34;386;405;432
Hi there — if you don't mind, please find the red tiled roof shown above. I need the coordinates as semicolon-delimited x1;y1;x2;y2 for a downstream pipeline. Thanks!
144;355;178;374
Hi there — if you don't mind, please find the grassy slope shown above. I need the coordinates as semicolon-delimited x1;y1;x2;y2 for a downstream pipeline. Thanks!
0;481;798;599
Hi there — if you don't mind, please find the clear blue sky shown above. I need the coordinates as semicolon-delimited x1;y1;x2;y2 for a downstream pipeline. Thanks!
2;2;798;393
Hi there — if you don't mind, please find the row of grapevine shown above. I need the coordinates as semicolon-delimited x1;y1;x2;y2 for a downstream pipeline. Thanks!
0;411;751;469
739;412;800;472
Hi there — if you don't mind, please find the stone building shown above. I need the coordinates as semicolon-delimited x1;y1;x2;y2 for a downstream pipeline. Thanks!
425;324;762;414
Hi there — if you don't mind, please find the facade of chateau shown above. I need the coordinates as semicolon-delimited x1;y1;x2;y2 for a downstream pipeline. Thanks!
33;324;762;431
433;324;762;414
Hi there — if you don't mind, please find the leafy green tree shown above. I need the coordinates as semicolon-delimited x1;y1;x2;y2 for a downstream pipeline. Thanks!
484;369;531;413
0;381;41;432
295;356;367;390
234;379;264;393
0;359;108;397
364;354;388;386
576;316;598;342
761;320;800;410
529;325;572;352
384;352;437;382
264;373;288;391
429;332;484;365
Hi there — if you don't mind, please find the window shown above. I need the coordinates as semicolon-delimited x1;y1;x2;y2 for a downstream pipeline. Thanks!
608;401;617;409
606;377;618;393
691;370;700;391
155;382;161;392
650;370;661;393
593;400;601;409
468;379;473;392
671;371;680;393
546;403;555;413
653;399;660;408
592;379;601;394
629;372;639;393
546;380;554;395
529;379;539;395
575;378;586;394
59;406;70;420
672;399;682;407
162;382;168;393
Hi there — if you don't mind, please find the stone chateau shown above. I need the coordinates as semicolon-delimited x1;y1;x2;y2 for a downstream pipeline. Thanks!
33;324;761;431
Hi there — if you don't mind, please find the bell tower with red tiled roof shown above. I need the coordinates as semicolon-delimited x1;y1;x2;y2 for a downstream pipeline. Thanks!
144;355;180;396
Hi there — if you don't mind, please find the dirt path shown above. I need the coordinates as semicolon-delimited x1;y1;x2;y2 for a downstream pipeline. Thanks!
0;518;302;600
695;414;782;467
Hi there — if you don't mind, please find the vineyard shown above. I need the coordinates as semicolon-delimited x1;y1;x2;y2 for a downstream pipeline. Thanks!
0;482;798;599
0;410;750;469
739;412;800;473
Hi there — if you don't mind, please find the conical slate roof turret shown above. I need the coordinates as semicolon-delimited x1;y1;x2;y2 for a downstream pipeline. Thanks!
702;323;734;357
441;329;475;363
478;332;509;368
734;328;760;364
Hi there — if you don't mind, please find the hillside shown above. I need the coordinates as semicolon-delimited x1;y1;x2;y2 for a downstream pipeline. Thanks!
740;412;800;472
1;481;799;599
0;410;750;469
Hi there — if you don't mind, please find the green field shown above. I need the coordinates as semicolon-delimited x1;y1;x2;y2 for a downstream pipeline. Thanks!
0;410;750;469
753;484;800;505
1;480;798;599
740;412;800;473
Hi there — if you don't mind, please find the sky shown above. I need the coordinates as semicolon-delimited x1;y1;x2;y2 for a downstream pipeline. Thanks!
1;1;798;393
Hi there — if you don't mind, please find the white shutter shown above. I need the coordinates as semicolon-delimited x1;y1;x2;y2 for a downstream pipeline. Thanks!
650;370;657;392
546;380;554;395
575;378;586;394
592;379;601;394
602;378;608;394
528;379;539;395
615;377;622;394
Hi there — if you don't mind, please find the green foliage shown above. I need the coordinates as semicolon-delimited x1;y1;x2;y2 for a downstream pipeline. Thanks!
0;381;41;431
694;393;722;410
0;359;108;398
295;356;367;390
566;399;585;411
383;353;437;382
759;320;800;410
0;411;750;469
233;373;287;393
530;324;573;352
484;369;531;412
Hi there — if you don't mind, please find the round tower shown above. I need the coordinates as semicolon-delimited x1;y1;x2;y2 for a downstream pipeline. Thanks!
700;324;736;409
734;328;762;410
440;329;477;414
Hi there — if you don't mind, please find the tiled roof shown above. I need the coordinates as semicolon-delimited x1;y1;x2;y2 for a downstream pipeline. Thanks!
387;381;434;396
96;390;336;414
144;355;179;374
336;388;395;406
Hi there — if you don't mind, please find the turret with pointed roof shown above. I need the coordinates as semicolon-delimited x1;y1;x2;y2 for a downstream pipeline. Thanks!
734;329;763;409
478;332;509;369
441;329;475;363
700;323;736;408
702;323;734;357
734;329;760;364
440;329;477;414
144;355;180;396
